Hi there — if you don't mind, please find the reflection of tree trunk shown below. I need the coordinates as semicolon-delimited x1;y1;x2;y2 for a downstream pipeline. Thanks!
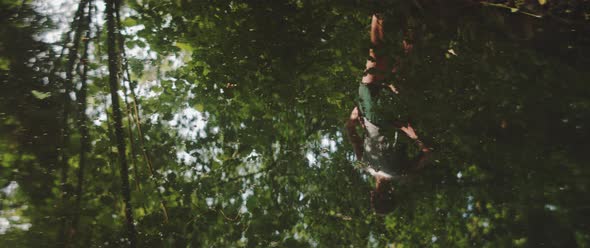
93;18;123;218
91;8;120;186
106;0;137;247
69;1;93;245
114;2;169;223
114;7;142;198
57;0;89;247
116;14;141;193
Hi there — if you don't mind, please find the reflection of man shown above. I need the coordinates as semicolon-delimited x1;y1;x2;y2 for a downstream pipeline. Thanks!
345;10;431;214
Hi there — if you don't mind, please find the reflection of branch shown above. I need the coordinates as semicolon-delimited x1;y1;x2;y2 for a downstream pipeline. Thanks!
219;209;241;222
186;204;241;227
479;2;542;18
114;2;170;224
478;1;590;29
219;166;274;186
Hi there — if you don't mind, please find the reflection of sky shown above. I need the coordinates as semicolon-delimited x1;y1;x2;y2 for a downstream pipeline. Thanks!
0;181;17;196
0;182;31;234
34;0;77;44
305;133;342;166
168;107;208;140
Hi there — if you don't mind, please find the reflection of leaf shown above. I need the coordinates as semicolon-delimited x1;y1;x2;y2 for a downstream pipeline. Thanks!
0;58;9;70
246;195;258;210
122;17;137;27
175;42;193;52
538;0;546;5
194;104;204;112
31;90;51;100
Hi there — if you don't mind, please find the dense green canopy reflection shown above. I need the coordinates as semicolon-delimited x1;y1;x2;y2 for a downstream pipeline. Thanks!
1;0;589;247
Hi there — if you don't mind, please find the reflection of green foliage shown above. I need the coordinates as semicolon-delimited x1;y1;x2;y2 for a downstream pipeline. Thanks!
122;17;138;27
0;57;9;70
1;0;589;247
30;90;51;100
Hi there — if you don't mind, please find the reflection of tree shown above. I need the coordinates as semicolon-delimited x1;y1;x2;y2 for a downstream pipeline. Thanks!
0;2;63;248
105;0;137;246
70;0;93;243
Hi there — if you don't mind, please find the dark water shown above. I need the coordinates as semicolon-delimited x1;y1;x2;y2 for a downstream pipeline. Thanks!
1;0;589;247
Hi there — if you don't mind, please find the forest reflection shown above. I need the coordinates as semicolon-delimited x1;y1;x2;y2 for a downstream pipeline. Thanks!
1;0;589;247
